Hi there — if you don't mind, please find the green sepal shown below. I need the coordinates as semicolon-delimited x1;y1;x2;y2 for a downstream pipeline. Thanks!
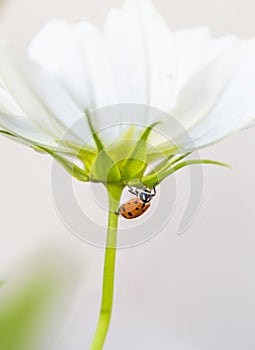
0;129;91;182
34;146;89;182
106;126;138;166
142;159;231;187
56;139;96;171
78;148;96;170
0;129;34;147
147;152;192;177
84;111;121;182
0;129;15;136
146;154;175;177
146;143;178;164
85;110;104;151
117;125;137;140
90;149;121;182
120;123;158;181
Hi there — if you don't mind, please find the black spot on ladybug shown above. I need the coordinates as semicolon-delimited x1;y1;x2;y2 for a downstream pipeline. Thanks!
128;212;133;217
142;210;146;213
121;206;126;212
136;207;140;211
134;200;138;204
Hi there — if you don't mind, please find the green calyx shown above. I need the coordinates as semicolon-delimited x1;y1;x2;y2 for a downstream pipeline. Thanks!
0;124;231;189
78;121;230;187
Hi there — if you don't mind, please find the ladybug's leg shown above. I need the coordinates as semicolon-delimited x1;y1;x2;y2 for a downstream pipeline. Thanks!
115;208;120;216
151;186;157;197
128;186;139;196
128;186;136;195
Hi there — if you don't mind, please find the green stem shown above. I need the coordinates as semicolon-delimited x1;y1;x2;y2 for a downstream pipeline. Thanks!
89;183;124;350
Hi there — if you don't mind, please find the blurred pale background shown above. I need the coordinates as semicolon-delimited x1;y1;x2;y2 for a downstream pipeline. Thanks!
0;0;255;349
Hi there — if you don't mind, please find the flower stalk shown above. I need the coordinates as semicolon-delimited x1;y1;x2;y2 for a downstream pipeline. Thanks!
89;183;124;350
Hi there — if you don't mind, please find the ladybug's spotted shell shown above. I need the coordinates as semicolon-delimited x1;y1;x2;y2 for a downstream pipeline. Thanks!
119;197;151;219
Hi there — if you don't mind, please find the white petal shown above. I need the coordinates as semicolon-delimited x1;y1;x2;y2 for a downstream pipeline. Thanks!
104;0;176;110
178;38;255;150
171;28;237;92
28;19;118;109
170;38;240;131
0;43;85;141
103;5;149;106
171;27;211;93
28;19;92;109
10;1;255;152
0;84;25;117
0;113;57;146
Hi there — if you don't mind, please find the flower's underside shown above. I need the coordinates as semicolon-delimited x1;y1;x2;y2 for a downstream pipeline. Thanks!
0;0;254;186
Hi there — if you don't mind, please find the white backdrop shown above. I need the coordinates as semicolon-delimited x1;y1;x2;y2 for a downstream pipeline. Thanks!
0;0;255;349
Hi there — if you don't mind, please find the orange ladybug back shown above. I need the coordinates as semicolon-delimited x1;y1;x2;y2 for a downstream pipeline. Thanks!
119;197;151;219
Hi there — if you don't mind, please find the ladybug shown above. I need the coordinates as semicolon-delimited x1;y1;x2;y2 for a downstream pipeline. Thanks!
117;186;156;219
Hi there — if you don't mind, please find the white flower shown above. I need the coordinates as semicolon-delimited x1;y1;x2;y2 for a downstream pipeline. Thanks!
0;0;254;184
